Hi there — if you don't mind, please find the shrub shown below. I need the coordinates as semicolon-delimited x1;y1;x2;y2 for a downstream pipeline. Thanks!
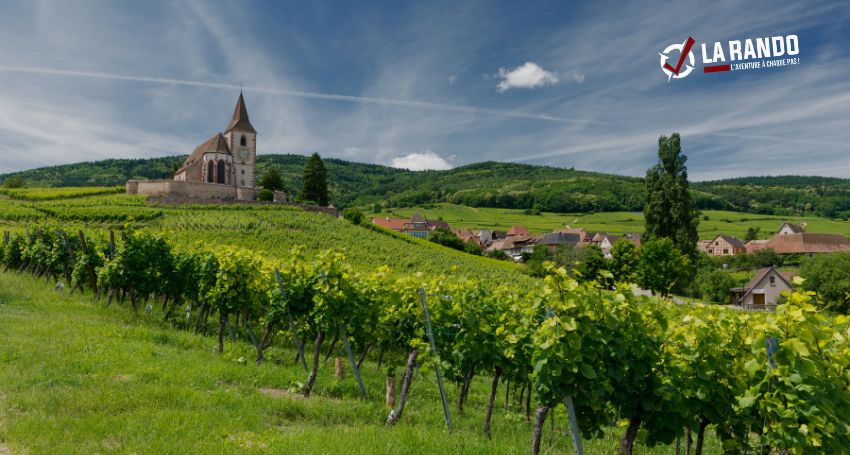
257;189;274;201
343;208;363;225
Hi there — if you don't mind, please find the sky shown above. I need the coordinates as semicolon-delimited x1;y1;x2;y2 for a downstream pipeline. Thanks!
0;1;848;180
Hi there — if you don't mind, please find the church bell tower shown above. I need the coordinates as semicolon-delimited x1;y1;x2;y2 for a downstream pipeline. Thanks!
223;92;257;188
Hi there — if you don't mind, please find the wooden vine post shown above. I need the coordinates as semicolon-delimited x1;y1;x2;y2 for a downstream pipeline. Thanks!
340;325;368;399
418;288;453;433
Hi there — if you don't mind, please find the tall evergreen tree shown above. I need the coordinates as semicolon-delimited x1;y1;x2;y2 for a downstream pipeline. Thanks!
300;153;329;206
643;133;699;258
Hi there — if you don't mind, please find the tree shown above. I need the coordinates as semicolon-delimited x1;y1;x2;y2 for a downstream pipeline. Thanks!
644;133;699;258
525;244;551;277
259;167;285;192
694;268;736;303
301;153;329;206
577;244;607;283
744;227;760;242
427;227;464;251
637;238;690;296
750;247;782;268
342;208;363;225
463;240;483;256
800;252;850;313
2;176;24;188
610;239;639;283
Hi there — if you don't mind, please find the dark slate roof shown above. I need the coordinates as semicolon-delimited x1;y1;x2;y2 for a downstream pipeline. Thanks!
717;235;745;249
224;92;257;134
539;232;580;245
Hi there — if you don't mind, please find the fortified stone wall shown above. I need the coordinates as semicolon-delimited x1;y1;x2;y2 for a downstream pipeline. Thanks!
126;180;237;201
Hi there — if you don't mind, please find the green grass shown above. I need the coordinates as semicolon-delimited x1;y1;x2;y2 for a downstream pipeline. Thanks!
372;204;850;239
0;272;723;454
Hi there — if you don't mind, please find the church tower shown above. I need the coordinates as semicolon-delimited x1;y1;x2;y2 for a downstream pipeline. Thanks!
223;92;257;188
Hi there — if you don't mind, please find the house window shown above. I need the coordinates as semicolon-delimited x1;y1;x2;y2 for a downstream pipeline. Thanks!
240;135;247;146
769;276;775;285
241;169;245;175
723;249;729;254
207;161;215;183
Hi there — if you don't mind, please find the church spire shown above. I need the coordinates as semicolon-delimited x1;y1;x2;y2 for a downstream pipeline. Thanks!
224;91;256;133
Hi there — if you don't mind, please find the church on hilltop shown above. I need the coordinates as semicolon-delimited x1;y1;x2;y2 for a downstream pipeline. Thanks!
126;93;263;202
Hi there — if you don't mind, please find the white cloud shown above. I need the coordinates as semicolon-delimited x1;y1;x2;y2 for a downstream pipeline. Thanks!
389;151;453;171
496;62;559;92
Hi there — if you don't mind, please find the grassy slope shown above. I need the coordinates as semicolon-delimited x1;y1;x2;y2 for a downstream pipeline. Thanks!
0;273;722;454
373;204;850;239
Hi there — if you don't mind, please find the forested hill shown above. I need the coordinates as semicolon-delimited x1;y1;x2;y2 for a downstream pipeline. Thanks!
3;154;850;218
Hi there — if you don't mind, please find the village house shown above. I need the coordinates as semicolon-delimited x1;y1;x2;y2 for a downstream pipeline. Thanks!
371;213;450;238
777;222;805;235
701;234;746;256
506;225;530;237
454;229;485;248
537;232;580;253
494;234;538;260
127;92;260;202
595;233;641;258
745;239;770;254
557;227;593;244
730;266;793;309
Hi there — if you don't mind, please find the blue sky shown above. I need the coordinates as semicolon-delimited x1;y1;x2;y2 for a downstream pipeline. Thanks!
0;1;848;180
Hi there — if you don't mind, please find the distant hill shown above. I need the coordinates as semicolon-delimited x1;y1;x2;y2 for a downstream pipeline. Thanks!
3;155;850;218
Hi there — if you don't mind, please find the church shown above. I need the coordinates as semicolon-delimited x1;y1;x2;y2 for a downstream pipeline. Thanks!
126;93;261;202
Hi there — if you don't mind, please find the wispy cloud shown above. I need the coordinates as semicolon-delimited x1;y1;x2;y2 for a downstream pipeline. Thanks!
0;65;579;124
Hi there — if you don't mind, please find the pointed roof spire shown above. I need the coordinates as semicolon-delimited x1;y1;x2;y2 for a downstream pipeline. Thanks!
225;91;256;133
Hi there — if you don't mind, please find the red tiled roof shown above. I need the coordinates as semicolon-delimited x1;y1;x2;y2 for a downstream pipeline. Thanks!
176;133;231;173
766;233;850;254
745;240;770;253
371;217;407;231
507;225;530;236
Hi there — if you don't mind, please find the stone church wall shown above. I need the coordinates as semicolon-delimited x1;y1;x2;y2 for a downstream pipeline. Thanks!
127;180;237;201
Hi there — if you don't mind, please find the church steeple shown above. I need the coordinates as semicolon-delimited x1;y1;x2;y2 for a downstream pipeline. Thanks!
224;92;256;133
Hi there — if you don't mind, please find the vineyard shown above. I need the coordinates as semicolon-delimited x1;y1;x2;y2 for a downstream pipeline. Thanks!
1;214;848;454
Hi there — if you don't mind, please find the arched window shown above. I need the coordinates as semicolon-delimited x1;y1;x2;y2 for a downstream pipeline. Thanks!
207;160;215;183
217;160;226;184
240;135;247;146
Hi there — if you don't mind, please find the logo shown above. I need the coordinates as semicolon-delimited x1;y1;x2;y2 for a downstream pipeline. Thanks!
659;34;800;81
659;36;696;81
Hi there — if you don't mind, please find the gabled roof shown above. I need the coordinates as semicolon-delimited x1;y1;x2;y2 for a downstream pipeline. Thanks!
740;267;793;301
713;234;745;249
778;222;804;234
427;220;450;230
371;217;406;231
176;133;231;173
766;233;850;254
224;92;257;134
539;232;580;245
507;225;530;236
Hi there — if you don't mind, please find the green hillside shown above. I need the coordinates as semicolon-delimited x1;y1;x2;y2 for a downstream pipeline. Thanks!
375;204;850;239
4;155;850;218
